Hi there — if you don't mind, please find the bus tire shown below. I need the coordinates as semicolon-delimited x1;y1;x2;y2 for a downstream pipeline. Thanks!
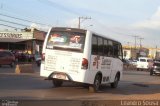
89;74;101;93
111;73;120;88
52;79;63;87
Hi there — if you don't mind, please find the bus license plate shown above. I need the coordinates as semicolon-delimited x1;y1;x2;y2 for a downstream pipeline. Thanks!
53;74;66;80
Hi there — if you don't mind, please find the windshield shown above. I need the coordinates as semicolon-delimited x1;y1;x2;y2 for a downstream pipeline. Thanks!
46;31;86;52
140;59;146;62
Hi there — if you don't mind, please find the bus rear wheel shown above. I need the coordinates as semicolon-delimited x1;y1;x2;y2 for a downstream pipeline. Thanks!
52;79;63;87
110;73;120;88
89;75;101;93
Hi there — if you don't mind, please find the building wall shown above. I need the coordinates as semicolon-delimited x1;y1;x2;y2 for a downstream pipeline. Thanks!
32;29;46;54
0;29;46;55
123;49;131;59
123;46;159;59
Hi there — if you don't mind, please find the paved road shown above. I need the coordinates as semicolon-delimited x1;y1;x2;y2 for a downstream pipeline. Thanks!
0;64;160;101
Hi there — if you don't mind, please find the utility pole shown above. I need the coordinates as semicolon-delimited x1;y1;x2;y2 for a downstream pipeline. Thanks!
155;45;157;59
132;35;138;59
139;37;144;49
78;16;91;29
133;35;138;50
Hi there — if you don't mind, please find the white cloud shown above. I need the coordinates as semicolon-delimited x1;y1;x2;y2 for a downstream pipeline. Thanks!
30;23;38;28
66;18;79;28
133;6;160;29
128;6;160;47
30;23;50;31
66;18;92;29
152;7;160;20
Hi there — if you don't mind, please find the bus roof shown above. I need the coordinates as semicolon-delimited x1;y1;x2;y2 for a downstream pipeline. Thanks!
51;27;121;44
51;27;86;34
89;30;121;44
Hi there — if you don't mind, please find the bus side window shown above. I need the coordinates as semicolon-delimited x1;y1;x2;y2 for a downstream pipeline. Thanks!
108;40;113;57
113;42;119;57
118;44;123;60
103;39;109;56
92;35;98;55
98;37;103;55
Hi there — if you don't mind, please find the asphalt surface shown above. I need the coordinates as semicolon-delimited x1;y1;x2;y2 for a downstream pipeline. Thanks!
0;64;160;106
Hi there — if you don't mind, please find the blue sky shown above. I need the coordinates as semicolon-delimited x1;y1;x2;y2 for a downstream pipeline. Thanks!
1;0;160;47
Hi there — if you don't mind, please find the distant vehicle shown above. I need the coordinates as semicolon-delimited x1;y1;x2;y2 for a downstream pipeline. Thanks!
150;60;160;76
0;50;15;68
14;52;34;62
136;57;153;71
40;27;123;92
123;59;131;67
130;59;137;66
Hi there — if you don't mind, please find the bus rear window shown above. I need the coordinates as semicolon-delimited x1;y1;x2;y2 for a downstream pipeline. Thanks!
46;31;85;52
140;59;146;62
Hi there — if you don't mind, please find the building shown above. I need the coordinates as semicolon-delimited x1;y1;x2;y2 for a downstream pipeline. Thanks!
148;48;160;59
123;45;160;60
0;28;46;55
123;45;140;60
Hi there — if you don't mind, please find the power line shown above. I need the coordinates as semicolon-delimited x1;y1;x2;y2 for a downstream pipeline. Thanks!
0;19;28;27
37;0;79;15
0;23;23;29
92;18;130;36
0;13;51;26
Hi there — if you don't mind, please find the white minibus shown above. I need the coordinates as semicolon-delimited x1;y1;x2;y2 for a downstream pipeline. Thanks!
40;27;123;92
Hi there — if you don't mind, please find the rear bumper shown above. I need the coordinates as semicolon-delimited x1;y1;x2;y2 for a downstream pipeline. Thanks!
40;63;91;84
136;65;149;69
46;71;73;81
152;69;160;74
137;67;149;69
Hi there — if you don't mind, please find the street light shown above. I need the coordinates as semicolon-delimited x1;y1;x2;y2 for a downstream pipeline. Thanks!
78;16;91;28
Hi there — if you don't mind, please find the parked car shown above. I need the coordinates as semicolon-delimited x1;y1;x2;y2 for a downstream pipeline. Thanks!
123;59;132;68
14;51;34;62
123;59;131;65
0;50;15;67
150;60;160;76
130;59;137;66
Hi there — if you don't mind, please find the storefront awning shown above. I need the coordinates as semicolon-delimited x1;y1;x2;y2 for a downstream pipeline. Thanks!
0;38;35;43
0;31;34;43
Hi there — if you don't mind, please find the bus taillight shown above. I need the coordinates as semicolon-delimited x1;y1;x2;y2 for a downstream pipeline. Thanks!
42;53;45;61
82;58;88;69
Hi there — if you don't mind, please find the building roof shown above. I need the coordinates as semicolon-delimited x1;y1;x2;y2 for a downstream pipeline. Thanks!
0;38;35;43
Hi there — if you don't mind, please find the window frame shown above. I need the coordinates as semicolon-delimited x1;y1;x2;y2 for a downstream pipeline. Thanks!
91;34;123;60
